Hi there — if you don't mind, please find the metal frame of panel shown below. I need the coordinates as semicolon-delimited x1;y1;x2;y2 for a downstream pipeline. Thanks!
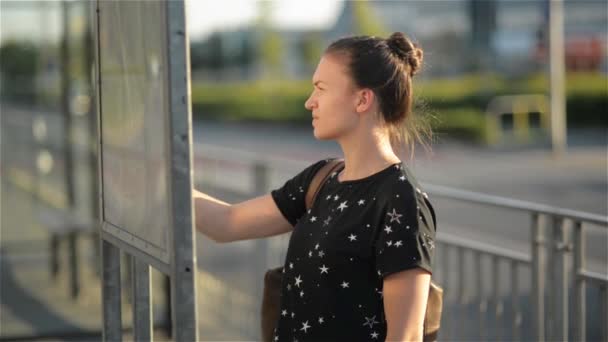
93;0;197;340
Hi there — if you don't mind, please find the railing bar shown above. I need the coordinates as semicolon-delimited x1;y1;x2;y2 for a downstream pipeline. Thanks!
493;255;503;340
511;260;521;341
600;284;607;342
441;244;452;338
477;251;486;341
194;145;608;226
423;183;608;226
579;270;608;283
573;221;586;342
531;212;545;341
437;232;529;263
554;217;570;341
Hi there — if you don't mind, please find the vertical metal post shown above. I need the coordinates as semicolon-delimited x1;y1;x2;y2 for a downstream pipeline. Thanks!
50;235;60;280
546;217;555;342
476;252;486;341
68;231;80;299
102;239;122;342
61;0;76;209
531;212;545;341
510;260;521;341
573;221;585;342
554;217;570;341
131;258;152;342
492;255;503;340
166;1;198;340
457;248;466;338
441;245;452;338
548;0;567;156
600;284;608;342
457;248;466;305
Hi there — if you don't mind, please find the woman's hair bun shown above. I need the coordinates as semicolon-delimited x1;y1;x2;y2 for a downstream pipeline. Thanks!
386;32;423;76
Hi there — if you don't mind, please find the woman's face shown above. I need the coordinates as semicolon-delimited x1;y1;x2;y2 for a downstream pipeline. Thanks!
305;54;361;140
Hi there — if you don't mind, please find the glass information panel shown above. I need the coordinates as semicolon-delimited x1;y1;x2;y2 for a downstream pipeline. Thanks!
99;0;171;264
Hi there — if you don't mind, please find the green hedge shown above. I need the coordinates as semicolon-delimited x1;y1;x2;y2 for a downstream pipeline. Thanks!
191;73;607;142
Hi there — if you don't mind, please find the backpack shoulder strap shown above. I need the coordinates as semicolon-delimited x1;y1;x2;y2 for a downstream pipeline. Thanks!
305;159;344;210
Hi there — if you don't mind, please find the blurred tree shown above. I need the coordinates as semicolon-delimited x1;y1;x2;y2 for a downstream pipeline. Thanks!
0;41;40;102
256;0;284;79
298;31;323;73
352;0;388;36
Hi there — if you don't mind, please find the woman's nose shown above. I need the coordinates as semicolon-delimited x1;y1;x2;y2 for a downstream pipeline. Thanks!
304;95;315;111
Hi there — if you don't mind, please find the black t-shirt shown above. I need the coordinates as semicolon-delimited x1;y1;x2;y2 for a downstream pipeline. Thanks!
270;158;437;342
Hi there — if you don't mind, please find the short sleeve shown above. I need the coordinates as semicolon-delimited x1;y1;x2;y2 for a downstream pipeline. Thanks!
270;159;330;226
373;180;436;278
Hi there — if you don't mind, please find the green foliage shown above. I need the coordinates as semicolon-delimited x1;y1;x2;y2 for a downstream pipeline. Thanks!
298;32;323;72
352;0;388;36
256;1;284;78
0;41;40;102
191;72;608;142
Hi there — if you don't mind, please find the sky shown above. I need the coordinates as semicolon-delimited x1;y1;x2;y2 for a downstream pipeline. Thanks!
186;0;344;40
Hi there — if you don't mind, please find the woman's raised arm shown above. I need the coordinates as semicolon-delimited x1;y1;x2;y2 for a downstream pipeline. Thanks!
193;189;293;243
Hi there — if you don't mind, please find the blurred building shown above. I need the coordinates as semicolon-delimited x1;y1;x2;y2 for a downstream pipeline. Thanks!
329;0;607;77
188;0;608;82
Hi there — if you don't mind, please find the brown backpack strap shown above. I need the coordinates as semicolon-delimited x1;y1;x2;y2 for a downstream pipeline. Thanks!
305;159;344;210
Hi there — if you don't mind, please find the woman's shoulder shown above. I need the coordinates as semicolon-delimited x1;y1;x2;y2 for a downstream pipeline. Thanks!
375;163;425;205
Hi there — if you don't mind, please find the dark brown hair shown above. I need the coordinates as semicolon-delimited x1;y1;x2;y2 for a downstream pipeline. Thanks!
325;32;433;158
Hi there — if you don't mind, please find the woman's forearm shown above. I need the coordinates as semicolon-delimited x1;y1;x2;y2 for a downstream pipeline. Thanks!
192;188;233;242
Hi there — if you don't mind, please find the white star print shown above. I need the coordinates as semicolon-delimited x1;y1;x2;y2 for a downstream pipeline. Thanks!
387;240;393;246
423;234;435;250
406;225;411;230
318;317;324;324
341;281;349;288
295;275;302;287
300;321;310;333
310;216;317;222
394;240;403;247
287;284;292;290
282;310;287;316
308;251;313;257
358;199;365;205
348;234;357;242
274;335;278;341
318;250;325;257
363;316;379;328
289;262;294;269
291;312;295;318
323;216;332;226
337;201;348;211
333;195;339;201
320;265;329;274
387;208;403;224
399;175;406;181
326;195;332;200
383;225;392;234
371;331;379;339
299;290;304;297
314;243;320;250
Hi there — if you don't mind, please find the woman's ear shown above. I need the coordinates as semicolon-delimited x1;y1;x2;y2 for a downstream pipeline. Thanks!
355;88;376;113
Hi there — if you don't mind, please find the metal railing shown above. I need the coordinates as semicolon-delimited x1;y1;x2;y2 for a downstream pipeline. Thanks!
194;144;608;341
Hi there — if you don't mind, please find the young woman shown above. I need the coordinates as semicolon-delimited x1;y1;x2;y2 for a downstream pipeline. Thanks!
194;32;437;342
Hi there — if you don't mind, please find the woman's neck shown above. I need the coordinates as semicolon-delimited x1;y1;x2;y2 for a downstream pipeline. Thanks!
336;127;401;182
